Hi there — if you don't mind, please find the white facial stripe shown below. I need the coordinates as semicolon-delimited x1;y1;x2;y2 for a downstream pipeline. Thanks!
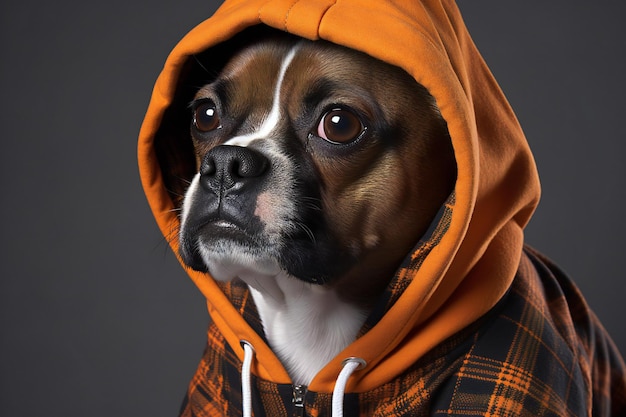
225;44;300;147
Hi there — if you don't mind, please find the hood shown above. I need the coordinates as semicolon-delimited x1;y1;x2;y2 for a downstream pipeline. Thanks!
138;0;540;393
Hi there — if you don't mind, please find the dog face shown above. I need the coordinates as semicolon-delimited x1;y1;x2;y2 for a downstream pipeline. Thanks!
179;37;456;306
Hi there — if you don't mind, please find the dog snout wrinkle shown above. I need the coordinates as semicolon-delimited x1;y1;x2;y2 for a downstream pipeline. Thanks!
200;145;269;192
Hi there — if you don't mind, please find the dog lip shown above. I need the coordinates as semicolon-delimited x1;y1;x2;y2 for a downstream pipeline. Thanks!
198;217;260;242
201;218;250;237
211;219;238;229
179;217;264;273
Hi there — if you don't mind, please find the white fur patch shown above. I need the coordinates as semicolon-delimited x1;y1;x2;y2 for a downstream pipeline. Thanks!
246;273;368;386
225;44;300;147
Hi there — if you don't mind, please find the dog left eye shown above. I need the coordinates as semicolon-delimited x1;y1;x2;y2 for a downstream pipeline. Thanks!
316;108;365;144
193;101;221;132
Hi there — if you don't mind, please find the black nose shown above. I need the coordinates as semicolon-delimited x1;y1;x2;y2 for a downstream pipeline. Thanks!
199;145;269;191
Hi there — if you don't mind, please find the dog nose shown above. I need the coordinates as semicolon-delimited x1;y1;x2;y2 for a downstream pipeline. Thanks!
200;145;269;191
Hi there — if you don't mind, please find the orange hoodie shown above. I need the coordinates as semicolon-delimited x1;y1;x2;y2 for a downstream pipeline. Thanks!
138;1;625;415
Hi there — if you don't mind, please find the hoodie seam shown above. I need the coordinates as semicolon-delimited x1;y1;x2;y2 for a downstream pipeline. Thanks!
282;0;299;31
316;0;338;37
282;0;338;36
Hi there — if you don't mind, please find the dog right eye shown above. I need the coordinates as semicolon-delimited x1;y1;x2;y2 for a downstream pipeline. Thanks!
316;107;366;145
193;101;221;132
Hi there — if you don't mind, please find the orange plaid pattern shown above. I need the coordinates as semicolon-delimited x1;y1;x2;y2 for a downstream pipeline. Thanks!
179;246;626;416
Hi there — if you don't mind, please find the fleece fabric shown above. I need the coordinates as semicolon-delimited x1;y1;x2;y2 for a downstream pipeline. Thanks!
138;0;626;415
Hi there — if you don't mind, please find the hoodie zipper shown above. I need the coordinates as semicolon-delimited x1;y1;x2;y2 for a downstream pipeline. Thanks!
292;384;307;417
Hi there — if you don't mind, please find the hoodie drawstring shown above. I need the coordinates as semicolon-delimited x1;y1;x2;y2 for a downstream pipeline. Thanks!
239;341;365;417
332;357;366;417
241;341;255;417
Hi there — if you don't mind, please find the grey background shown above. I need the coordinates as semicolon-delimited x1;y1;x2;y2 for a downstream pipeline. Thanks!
0;1;624;415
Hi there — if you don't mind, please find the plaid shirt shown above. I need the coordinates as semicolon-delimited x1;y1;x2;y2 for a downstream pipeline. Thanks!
178;246;625;416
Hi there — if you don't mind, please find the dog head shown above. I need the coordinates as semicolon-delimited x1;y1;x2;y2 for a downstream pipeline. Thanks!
178;36;456;306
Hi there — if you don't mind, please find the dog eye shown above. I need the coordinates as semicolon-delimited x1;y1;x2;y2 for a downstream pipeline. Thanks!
317;108;364;144
193;101;221;132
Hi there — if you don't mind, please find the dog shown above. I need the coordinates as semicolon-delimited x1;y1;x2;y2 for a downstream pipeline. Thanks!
177;36;456;386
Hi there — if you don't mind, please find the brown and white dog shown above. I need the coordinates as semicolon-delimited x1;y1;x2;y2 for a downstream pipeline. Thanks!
178;36;456;386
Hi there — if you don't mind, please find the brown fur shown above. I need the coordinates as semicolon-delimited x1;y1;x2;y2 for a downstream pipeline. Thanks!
185;37;456;307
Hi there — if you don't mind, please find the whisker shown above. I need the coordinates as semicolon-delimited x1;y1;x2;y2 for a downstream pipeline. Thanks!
191;54;220;78
149;229;179;256
173;175;193;186
160;223;181;246
295;221;316;244
299;196;323;211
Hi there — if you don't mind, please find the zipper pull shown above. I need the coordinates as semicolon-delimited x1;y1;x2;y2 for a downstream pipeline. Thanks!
292;384;307;417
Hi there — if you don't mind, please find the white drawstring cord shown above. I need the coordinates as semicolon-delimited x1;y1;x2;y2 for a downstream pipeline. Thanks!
332;357;366;417
240;345;364;417
240;341;255;417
